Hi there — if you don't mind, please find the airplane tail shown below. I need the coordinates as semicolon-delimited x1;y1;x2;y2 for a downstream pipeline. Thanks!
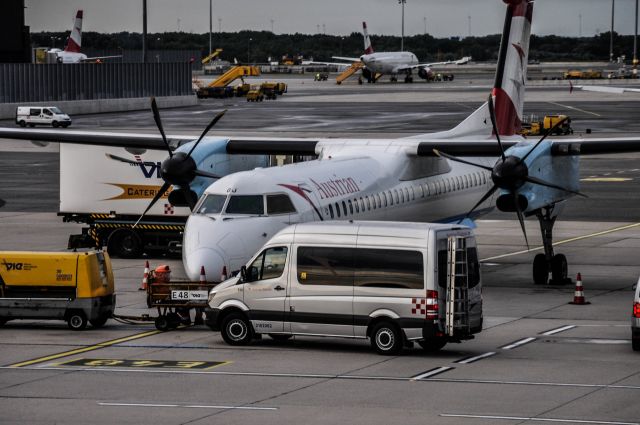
416;0;534;140
64;10;83;53
363;22;374;54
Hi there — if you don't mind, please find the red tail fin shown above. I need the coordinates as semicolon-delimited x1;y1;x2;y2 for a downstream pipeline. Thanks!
362;22;374;54
64;10;83;53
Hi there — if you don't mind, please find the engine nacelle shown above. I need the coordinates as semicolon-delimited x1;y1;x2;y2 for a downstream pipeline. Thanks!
417;68;431;80
168;188;198;208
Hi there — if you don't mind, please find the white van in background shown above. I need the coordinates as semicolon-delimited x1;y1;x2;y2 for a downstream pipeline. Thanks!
16;106;72;128
205;221;483;355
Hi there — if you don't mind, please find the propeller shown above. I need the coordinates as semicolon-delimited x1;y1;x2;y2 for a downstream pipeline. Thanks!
433;94;587;247
107;99;227;227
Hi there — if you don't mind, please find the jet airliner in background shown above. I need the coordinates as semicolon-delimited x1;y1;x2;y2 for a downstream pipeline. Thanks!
3;0;640;287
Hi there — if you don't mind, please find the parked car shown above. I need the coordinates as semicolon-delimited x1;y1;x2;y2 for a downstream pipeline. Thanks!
16;106;72;128
632;277;640;351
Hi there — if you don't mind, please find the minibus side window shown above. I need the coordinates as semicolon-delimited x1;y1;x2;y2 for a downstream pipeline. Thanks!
354;249;423;289
247;246;288;281
297;247;353;286
30;108;40;116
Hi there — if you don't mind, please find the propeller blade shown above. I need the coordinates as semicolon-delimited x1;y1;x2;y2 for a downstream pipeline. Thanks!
105;153;155;166
433;149;493;171
181;187;198;210
513;192;530;249
524;175;588;198
194;169;222;179
518;115;570;165
487;93;506;161
134;181;171;227
150;97;172;158
458;184;499;224
187;109;228;158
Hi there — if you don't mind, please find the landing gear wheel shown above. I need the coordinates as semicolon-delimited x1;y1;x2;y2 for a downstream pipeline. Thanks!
533;254;549;285
67;311;87;330
108;229;143;258
221;312;253;346
155;315;170;331
268;334;292;342
89;316;109;328
418;337;447;352
370;321;403;355
551;254;568;284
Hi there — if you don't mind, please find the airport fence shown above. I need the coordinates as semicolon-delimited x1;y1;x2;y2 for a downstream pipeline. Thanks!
0;62;192;104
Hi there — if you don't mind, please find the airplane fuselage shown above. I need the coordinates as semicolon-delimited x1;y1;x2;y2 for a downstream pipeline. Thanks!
360;51;419;75
182;140;496;279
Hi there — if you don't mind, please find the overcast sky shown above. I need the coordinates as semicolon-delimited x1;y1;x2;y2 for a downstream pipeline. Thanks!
25;0;640;38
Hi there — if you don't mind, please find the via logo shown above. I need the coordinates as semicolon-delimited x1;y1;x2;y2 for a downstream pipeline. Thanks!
136;162;162;179
2;259;23;271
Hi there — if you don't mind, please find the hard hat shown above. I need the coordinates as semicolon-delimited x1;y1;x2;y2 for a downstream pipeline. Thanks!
155;265;171;273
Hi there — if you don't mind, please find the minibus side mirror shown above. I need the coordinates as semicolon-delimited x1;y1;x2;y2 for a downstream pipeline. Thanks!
245;266;259;282
240;266;247;283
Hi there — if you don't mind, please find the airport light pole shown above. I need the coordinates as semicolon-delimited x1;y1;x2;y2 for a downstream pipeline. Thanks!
142;0;147;63
399;0;406;51
610;0;615;62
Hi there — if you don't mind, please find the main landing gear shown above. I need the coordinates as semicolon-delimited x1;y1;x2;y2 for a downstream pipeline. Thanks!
532;206;571;286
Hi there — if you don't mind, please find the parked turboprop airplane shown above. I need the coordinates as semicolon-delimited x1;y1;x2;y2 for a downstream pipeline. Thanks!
331;21;470;83
3;0;640;286
47;10;121;64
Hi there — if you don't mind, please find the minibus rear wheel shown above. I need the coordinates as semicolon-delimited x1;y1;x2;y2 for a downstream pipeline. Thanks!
370;321;403;355
221;312;253;346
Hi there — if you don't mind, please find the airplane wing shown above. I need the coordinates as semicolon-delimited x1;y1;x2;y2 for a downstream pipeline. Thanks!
572;85;640;94
307;60;352;69
331;56;361;62
395;60;455;73
80;55;123;63
0;127;320;155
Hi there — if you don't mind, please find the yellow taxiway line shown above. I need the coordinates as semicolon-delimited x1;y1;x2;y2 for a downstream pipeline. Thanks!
9;330;161;368
481;222;640;262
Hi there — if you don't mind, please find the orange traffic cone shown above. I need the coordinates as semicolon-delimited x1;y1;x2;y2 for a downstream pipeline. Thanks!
569;273;590;305
220;266;228;282
139;260;150;291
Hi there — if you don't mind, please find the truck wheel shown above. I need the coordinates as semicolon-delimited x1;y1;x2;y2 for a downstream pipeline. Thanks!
52;121;59;128
108;229;143;258
370;321;403;355
18;120;26;128
155;315;170;331
418;337;447;352
89;316;109;328
67;311;88;330
221;312;253;346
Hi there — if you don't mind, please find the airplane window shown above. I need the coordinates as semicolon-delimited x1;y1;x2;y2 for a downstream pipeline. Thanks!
411;186;416;200
354;199;359;213
196;194;227;215
359;197;365;211
366;196;371;210
382;192;388;207
267;194;296;215
400;189;405;203
342;201;348;216
335;202;341;218
226;195;264;215
388;191;393;206
473;173;478;186
376;193;381;208
394;190;399;204
328;204;334;218
405;187;411;201
445;179;451;192
348;200;354;214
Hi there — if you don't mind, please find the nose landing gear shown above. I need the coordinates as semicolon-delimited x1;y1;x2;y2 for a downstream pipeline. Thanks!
533;207;572;285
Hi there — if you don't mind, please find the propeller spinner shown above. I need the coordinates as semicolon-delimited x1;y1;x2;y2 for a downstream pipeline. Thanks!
434;94;587;247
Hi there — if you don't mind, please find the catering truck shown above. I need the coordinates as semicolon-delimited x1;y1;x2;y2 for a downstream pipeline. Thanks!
59;144;191;258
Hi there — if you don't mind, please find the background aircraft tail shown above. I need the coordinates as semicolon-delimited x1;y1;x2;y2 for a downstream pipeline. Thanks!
414;0;534;140
363;22;374;54
64;10;83;53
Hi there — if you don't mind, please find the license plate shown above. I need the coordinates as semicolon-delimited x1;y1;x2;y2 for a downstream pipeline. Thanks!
170;290;208;301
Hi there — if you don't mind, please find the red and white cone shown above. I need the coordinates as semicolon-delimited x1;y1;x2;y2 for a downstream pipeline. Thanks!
200;266;207;285
220;266;228;282
569;273;590;305
139;260;150;291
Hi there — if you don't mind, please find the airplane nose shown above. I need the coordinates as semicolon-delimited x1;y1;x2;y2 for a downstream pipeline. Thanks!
183;247;225;282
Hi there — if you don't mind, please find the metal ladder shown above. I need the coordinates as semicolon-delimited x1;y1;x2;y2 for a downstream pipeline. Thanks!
445;236;471;337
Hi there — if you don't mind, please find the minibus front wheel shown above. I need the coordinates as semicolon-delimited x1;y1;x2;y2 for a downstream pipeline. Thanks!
221;312;253;346
370;321;403;355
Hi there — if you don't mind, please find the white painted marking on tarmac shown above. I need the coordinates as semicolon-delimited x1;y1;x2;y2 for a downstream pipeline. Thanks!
98;402;277;411
546;101;602;117
440;413;639;425
411;366;454;380
556;338;630;345
501;337;536;350
455;352;497;364
541;325;576;336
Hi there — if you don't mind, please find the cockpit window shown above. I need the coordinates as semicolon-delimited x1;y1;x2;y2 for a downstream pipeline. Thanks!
226;195;264;215
267;194;296;215
196;194;226;214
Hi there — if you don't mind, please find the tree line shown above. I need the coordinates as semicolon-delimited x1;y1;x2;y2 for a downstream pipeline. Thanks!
31;30;638;63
